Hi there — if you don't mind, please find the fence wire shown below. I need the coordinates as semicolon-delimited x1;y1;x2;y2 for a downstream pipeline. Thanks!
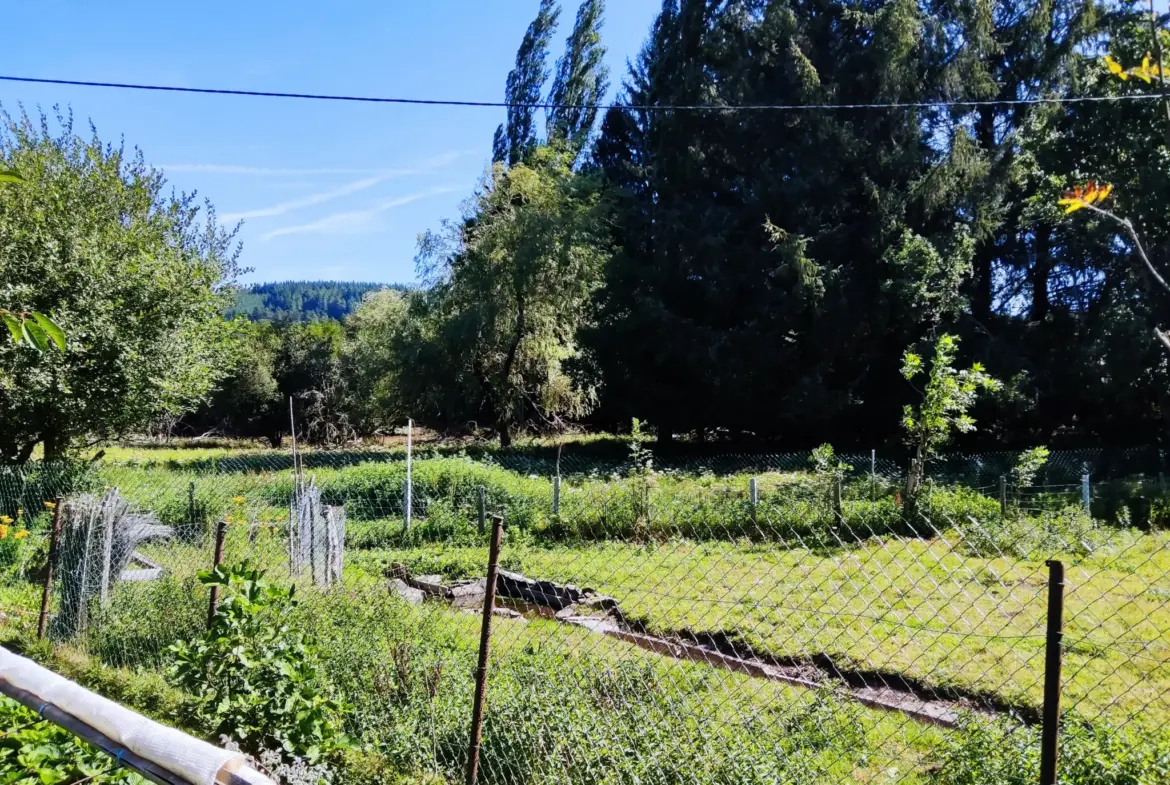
0;452;1168;784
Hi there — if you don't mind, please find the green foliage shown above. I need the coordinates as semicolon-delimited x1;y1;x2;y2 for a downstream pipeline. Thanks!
493;0;561;166
546;0;609;157
902;334;1001;505
809;444;851;481
0;696;145;784
0;108;240;462
961;505;1101;559
167;563;346;763
933;713;1170;785
1012;446;1051;487
343;289;412;434
225;281;395;322
411;146;610;445
901;335;1001;452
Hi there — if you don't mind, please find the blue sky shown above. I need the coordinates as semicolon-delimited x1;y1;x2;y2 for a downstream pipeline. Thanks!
2;1;661;284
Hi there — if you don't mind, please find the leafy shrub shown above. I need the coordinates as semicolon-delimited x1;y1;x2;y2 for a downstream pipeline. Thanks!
960;506;1100;559
168;563;346;763
0;696;142;784
933;713;1170;785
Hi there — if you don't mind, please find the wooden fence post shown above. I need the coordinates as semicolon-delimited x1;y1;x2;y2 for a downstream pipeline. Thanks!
466;514;504;785
999;475;1008;518
37;499;64;640
477;485;486;536
206;520;228;629
832;476;842;520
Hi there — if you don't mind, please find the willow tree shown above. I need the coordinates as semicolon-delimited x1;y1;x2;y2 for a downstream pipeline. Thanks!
415;146;609;445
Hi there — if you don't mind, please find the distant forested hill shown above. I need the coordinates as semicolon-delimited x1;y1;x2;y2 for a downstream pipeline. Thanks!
226;281;406;322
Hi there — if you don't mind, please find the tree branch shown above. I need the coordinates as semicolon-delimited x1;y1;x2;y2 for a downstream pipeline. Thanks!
1084;203;1170;295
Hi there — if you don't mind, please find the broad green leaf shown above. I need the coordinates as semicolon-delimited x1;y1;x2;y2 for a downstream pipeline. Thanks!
22;319;49;352
19;321;43;352
1;312;22;344
30;313;65;350
0;169;24;184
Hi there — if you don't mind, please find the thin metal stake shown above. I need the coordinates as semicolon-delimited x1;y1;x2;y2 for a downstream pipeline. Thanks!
404;419;413;531
206;520;228;629
1082;473;1091;513
1040;560;1065;785
37;499;64;640
188;481;196;532
477;485;486;536
999;475;1008;518
466;514;504;785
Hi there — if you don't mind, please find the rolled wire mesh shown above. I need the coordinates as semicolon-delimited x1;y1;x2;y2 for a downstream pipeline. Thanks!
0;449;1167;784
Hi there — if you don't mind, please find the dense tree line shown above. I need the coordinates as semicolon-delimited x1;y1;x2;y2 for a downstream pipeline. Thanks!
226;281;398;322
5;1;1170;460
194;0;1170;450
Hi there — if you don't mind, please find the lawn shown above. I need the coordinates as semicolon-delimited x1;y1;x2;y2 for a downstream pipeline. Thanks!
366;530;1170;728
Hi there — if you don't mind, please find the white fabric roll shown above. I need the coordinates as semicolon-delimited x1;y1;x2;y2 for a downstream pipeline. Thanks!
0;646;271;785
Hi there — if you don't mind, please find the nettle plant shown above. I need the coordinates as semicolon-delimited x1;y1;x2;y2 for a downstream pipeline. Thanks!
167;563;346;764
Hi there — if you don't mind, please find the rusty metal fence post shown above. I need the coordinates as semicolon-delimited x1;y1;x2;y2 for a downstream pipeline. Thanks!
1040;560;1065;785
37;498;63;640
466;514;504;785
206;520;228;629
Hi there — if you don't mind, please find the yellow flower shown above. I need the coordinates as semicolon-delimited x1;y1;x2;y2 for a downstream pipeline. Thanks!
0;515;12;526
1058;181;1112;214
0;525;7;539
231;496;247;504
16;508;23;519
1105;54;1129;81
13;530;28;540
43;501;56;510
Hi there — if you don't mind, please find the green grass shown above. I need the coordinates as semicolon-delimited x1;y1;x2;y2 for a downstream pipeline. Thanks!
366;530;1170;728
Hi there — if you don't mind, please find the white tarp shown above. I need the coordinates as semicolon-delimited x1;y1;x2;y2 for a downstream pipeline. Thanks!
0;646;272;785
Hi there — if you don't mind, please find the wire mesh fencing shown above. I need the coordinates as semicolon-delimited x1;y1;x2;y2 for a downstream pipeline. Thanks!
1;456;1168;784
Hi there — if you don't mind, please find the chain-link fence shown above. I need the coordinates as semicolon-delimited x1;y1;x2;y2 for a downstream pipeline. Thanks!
1;452;1168;784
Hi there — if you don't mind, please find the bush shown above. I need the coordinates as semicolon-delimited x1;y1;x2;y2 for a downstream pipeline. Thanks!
168;562;346;763
0;696;139;784
960;506;1100;559
933;713;1170;785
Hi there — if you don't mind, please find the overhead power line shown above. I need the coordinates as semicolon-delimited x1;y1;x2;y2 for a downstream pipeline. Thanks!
0;74;1164;112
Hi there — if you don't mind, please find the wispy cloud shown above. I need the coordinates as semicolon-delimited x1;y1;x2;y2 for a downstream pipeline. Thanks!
161;151;464;177
220;177;386;222
262;186;457;241
161;164;404;176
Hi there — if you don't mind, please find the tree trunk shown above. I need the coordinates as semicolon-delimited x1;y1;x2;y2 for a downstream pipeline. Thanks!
1030;225;1052;321
494;294;526;449
43;429;65;462
971;107;999;322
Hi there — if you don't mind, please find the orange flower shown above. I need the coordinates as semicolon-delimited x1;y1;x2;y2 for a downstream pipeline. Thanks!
0;525;7;539
1058;181;1113;214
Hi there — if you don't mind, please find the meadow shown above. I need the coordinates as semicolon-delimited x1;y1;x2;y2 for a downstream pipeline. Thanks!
2;444;1169;784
